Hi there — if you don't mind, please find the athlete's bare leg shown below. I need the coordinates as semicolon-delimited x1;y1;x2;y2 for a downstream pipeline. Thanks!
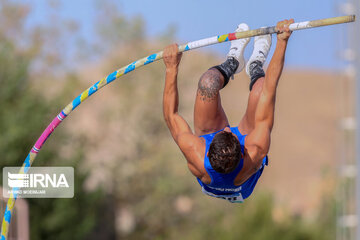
194;23;250;136
238;32;272;134
194;68;229;136
238;77;265;135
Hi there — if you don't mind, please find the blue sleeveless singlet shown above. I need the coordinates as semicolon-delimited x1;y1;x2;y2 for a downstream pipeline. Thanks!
196;126;268;203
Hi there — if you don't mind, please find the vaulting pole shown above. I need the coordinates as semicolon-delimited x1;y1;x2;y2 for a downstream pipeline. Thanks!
1;15;355;239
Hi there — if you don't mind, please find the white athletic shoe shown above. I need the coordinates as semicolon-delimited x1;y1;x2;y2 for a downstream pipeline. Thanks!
227;23;250;74
245;31;272;77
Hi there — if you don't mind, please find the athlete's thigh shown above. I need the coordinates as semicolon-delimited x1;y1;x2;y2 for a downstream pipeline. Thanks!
238;77;265;135
194;69;229;136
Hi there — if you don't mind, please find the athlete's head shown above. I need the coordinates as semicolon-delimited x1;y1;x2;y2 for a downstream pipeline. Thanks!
208;130;242;174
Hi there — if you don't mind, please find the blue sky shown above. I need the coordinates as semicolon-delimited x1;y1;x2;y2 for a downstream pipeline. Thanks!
27;0;354;71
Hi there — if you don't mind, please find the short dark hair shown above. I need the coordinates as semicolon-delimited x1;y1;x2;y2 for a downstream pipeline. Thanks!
208;131;241;174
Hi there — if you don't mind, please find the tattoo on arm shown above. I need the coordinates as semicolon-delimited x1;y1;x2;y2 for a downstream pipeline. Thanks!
197;69;223;101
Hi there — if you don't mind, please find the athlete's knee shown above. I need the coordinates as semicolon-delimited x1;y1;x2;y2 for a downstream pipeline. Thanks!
210;57;239;89
197;68;224;100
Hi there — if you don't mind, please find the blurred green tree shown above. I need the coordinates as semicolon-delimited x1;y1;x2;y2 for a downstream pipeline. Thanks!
0;1;114;239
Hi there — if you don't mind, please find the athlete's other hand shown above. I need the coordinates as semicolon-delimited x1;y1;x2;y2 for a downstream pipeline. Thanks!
276;19;294;41
163;44;182;70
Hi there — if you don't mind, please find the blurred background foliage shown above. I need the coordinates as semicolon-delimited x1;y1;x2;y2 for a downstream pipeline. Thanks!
0;0;336;239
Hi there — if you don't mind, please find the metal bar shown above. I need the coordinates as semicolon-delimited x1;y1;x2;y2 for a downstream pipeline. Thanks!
0;15;356;239
178;15;355;52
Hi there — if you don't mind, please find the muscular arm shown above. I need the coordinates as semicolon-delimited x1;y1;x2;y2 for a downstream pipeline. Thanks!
255;38;287;130
162;44;192;141
246;19;293;165
163;66;193;139
162;44;204;177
